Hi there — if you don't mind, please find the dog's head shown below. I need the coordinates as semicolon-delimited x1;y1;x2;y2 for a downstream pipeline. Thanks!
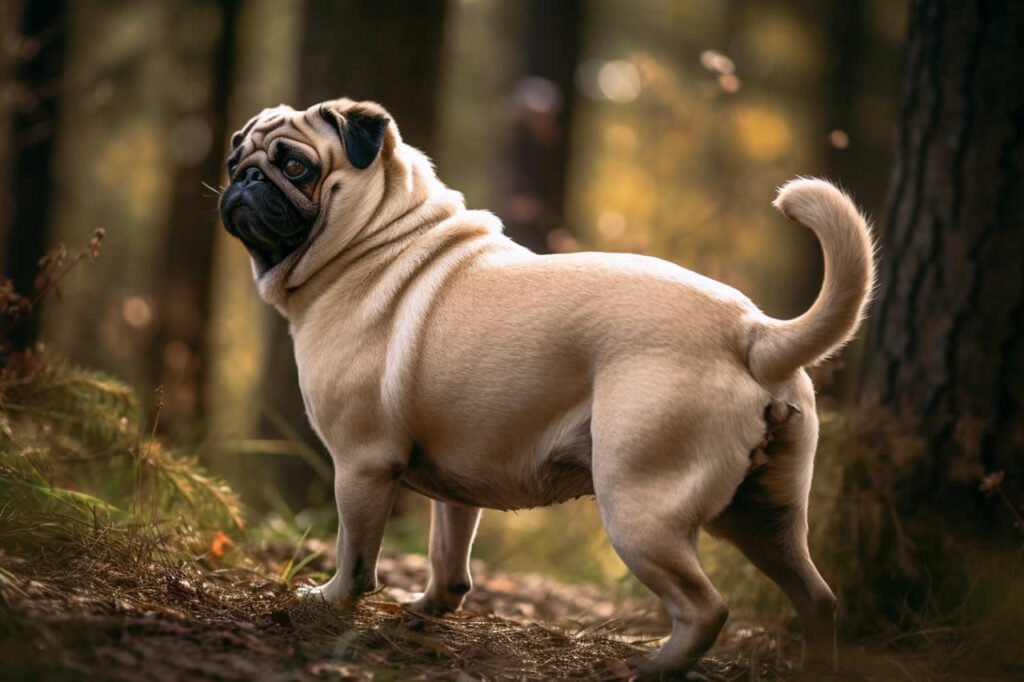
219;98;396;296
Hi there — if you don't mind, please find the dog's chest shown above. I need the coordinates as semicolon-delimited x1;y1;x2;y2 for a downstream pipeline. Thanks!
292;322;386;443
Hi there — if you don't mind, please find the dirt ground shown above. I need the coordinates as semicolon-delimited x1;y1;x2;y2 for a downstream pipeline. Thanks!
0;542;1001;681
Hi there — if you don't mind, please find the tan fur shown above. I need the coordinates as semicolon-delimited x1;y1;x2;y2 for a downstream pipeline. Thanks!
225;99;875;677
748;178;876;383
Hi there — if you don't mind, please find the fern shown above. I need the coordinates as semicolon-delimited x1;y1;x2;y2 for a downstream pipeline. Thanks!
136;440;245;530
2;356;140;454
0;351;244;552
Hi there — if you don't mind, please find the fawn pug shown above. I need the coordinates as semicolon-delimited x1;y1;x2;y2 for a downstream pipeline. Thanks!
220;98;874;676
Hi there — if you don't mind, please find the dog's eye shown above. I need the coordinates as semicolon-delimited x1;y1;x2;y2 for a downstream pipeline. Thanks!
283;158;307;180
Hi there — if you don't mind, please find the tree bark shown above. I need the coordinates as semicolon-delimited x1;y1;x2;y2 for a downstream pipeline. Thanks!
497;0;585;254
148;0;238;433
259;0;449;505
854;0;1024;619
2;0;68;351
0;0;24;255
297;0;449;151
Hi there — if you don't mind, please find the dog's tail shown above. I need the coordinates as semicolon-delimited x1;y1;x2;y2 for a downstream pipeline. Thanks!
747;178;875;384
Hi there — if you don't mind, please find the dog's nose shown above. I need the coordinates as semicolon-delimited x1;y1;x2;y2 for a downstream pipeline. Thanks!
241;167;265;185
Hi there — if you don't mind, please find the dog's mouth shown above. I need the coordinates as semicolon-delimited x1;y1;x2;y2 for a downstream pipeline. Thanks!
220;180;314;272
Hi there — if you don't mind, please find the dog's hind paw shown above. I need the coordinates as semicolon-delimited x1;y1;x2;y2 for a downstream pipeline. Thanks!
406;591;463;615
626;655;709;681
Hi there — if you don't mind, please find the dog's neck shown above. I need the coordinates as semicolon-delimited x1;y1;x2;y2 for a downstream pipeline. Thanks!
265;142;467;321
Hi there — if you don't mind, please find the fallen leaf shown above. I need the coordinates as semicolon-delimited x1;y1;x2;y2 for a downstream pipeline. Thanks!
210;531;233;558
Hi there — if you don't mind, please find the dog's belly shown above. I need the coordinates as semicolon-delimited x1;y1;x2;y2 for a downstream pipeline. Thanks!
400;419;595;510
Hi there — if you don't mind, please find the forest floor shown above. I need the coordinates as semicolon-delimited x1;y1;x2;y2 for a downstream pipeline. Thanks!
0;537;991;681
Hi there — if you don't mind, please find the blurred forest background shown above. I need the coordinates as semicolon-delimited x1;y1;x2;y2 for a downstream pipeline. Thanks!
1;0;1022;676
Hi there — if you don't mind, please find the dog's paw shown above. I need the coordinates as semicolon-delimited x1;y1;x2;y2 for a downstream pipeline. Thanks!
405;591;461;615
295;582;330;603
625;656;707;681
625;656;660;680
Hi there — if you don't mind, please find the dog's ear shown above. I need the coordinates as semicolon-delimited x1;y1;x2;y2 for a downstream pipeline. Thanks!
226;113;260;172
320;102;391;170
230;111;261;150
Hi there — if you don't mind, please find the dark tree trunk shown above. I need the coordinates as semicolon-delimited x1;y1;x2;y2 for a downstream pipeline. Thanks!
819;0;865;186
148;0;238;433
854;0;1024;620
2;0;68;351
497;0;585;254
259;0;449;505
297;0;448;151
0;0;24;253
808;0;906;399
815;0;908;234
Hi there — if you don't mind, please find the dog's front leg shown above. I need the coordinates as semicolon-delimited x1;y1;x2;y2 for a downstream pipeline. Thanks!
409;500;481;614
300;456;400;605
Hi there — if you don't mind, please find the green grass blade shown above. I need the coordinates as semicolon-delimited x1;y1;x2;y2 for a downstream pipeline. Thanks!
279;525;313;583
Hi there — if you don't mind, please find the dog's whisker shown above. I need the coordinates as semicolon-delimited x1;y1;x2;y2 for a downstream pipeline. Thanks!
201;181;224;197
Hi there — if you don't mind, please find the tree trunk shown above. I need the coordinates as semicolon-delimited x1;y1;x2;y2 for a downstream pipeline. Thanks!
854;0;1024;621
0;0;24;255
148;0;238;434
497;0;585;254
806;0;907;399
260;0;449;506
2;0;68;351
297;1;448;151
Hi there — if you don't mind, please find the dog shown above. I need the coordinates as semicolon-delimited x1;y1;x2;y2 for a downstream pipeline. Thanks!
220;98;874;677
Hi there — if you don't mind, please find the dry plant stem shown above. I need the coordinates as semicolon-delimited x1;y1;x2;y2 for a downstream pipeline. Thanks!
134;386;164;525
995;488;1024;531
0;229;104;341
980;472;1023;534
29;250;86;309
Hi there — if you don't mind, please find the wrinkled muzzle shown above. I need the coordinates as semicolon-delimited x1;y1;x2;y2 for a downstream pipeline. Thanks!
220;167;313;272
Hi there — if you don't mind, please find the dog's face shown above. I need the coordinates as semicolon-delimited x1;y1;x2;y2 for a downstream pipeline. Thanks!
219;99;392;277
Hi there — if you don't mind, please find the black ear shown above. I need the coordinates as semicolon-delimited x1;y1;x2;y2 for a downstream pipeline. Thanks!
322;106;389;170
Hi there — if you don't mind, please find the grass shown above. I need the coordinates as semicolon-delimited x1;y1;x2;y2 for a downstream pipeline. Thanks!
279;525;322;584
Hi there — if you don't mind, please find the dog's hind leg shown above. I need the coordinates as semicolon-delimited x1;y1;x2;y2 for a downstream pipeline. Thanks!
707;497;837;670
706;397;837;671
595;474;730;677
409;500;481;613
592;423;750;677
590;368;758;676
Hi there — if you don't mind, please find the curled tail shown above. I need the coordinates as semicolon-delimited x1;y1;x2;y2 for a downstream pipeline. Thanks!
748;178;876;384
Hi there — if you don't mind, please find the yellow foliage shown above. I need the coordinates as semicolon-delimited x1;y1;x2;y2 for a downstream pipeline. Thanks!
742;8;823;78
603;122;638;151
732;105;794;162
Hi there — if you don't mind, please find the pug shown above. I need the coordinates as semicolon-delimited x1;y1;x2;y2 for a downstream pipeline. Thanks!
220;98;874;677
